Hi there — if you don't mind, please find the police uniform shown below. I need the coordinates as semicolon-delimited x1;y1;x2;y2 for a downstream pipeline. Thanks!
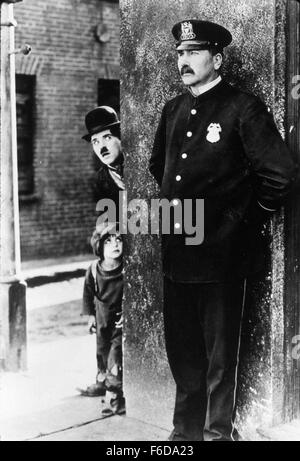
149;20;297;441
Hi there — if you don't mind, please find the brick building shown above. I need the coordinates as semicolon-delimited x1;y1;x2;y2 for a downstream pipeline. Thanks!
13;0;119;260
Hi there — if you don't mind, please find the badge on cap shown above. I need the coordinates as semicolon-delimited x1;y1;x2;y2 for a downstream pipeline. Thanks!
206;123;222;143
180;21;196;41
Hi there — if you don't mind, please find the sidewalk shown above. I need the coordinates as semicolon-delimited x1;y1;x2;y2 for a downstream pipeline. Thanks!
0;257;170;442
21;254;94;288
0;335;169;442
1;257;299;442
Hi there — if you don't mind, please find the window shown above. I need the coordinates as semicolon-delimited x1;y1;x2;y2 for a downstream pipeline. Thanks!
16;74;35;196
98;78;120;114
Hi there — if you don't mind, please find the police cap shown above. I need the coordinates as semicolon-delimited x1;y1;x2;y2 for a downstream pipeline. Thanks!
172;19;232;51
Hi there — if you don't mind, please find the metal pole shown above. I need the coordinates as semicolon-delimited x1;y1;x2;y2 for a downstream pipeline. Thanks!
0;0;26;371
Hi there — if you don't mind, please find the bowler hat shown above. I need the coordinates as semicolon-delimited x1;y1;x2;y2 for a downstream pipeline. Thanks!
82;106;120;142
172;19;232;50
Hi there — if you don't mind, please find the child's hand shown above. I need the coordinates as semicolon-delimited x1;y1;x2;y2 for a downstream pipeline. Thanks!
88;315;96;334
115;313;123;329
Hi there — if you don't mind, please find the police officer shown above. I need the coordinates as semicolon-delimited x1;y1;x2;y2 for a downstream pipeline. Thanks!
149;19;297;441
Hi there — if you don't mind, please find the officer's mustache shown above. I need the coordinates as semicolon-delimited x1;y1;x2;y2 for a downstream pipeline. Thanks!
181;66;194;76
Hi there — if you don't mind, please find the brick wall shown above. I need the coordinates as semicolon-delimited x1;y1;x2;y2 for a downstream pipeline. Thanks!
12;0;119;260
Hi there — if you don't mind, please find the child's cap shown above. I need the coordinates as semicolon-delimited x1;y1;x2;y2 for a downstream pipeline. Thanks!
96;220;120;240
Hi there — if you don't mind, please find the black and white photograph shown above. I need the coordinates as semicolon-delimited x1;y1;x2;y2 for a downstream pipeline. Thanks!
0;0;300;444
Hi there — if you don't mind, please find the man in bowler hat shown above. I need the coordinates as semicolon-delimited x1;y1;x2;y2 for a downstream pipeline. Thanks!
149;19;297;441
83;105;124;208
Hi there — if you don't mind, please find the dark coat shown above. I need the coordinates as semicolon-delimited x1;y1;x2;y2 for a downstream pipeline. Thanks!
82;262;123;316
93;164;123;205
93;163;124;219
149;80;297;282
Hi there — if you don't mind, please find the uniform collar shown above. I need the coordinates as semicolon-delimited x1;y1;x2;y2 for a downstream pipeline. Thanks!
187;77;226;105
189;75;222;97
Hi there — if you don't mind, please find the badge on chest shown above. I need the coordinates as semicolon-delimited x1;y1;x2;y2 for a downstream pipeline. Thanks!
206;123;222;143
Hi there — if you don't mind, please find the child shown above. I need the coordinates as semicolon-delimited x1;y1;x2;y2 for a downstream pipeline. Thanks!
79;221;125;415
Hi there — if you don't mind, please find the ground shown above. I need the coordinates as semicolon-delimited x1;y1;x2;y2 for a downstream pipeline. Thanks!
27;279;86;343
0;277;169;441
0;275;299;441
